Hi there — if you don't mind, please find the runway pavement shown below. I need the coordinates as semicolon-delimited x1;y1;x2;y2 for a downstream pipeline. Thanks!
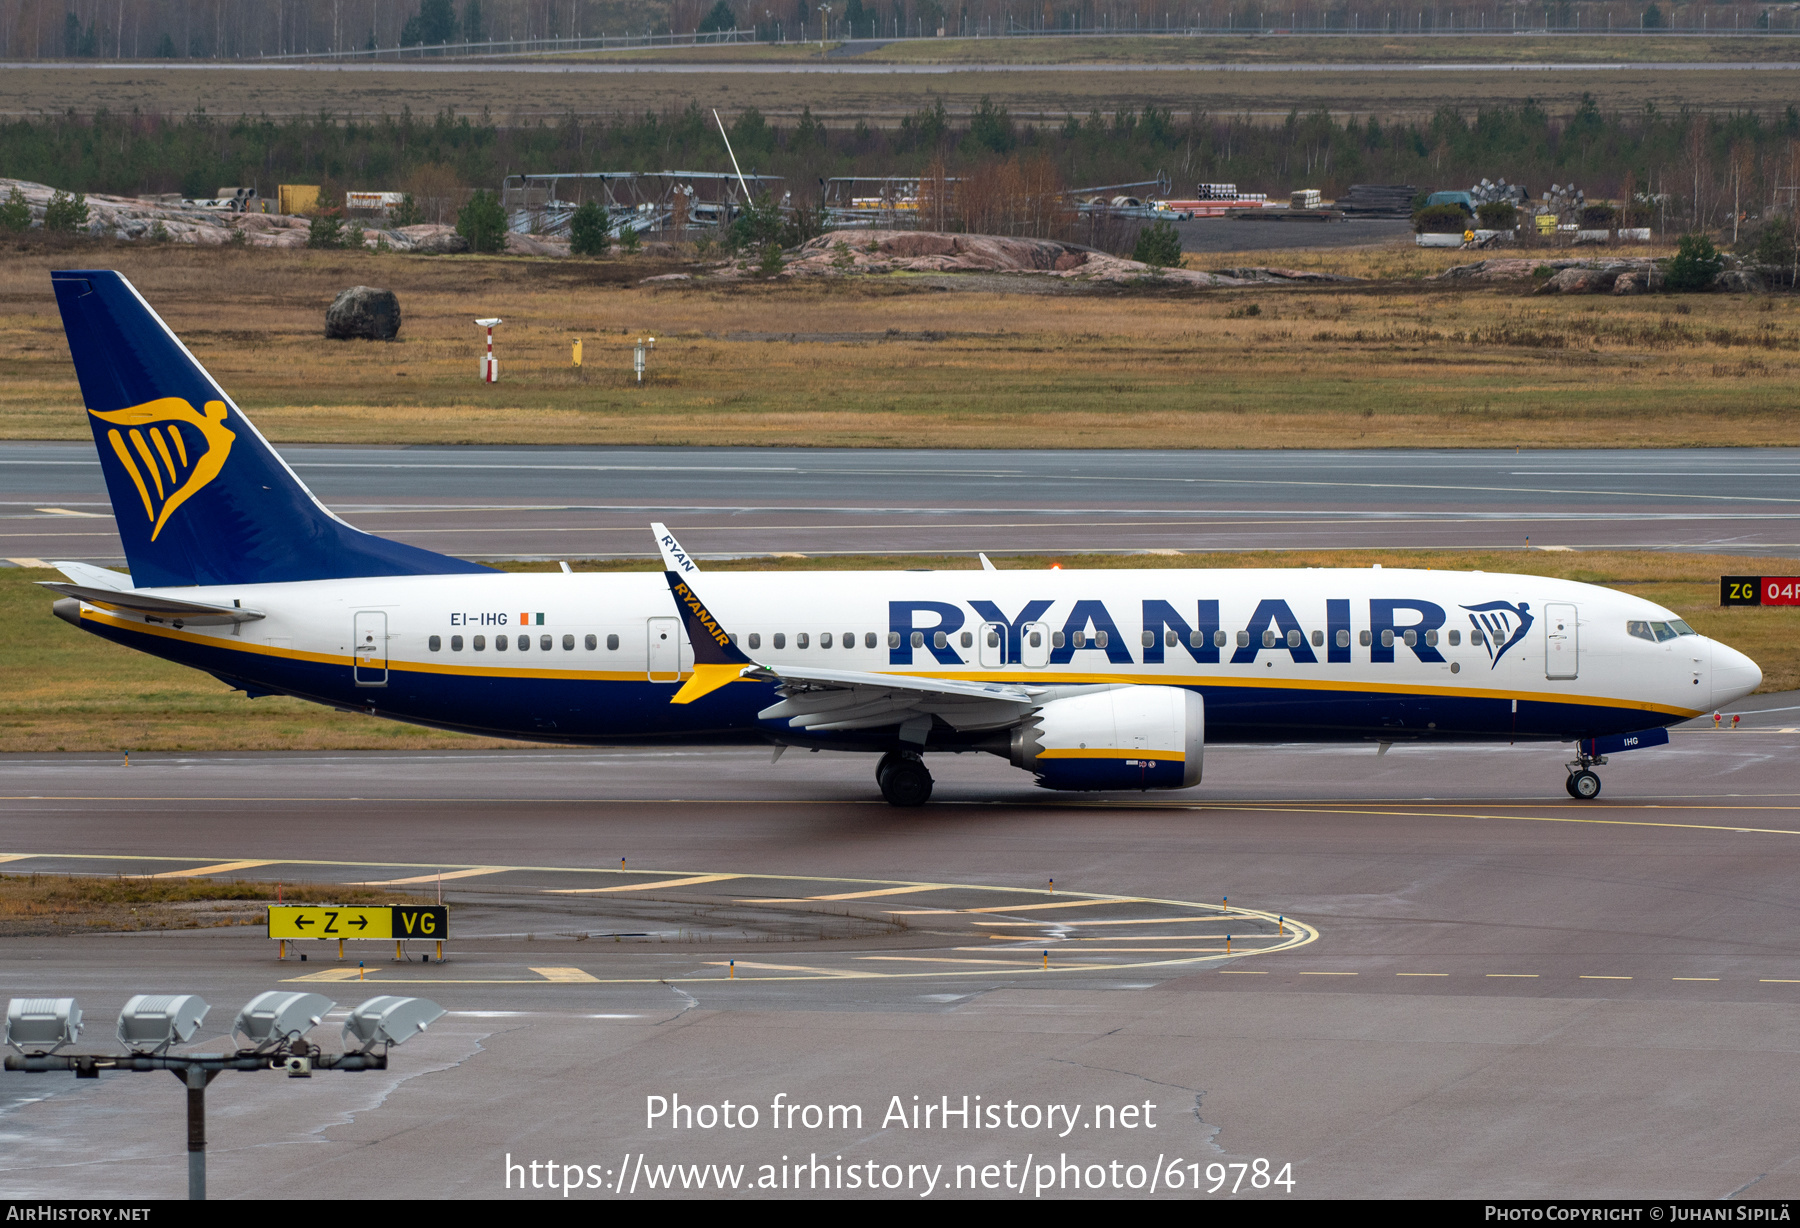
6;444;1800;568
4;729;1800;1199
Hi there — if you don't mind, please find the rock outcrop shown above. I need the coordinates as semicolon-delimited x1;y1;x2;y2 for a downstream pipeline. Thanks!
325;286;402;340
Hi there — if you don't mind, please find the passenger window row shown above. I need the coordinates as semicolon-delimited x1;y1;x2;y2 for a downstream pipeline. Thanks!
429;633;623;653
744;632;880;651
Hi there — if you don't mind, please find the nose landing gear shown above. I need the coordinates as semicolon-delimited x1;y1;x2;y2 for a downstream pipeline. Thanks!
1564;749;1607;800
877;750;933;807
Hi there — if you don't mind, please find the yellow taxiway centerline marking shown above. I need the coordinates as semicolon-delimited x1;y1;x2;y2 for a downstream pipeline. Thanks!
1397;973;1449;977
1672;977;1722;981
547;874;741;895
350;867;510;886
1487;974;1540;978
807;885;946;901
705;961;870;977
1760;979;1800;983
1581;975;1633;980
1297;971;1358;976
287;968;369;982
0;854;34;865
140;859;281;879
898;899;1124;916
858;955;1102;967
1218;970;1267;974
964;946;1227;954
531;967;601;982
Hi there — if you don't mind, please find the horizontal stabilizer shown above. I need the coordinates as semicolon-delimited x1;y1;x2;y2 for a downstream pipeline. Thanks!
40;581;264;626
50;560;132;590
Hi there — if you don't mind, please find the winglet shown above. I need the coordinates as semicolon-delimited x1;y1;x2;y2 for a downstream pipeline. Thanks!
663;570;757;703
652;522;700;575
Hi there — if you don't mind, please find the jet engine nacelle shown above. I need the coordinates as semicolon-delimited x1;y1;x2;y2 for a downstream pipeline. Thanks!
1010;686;1203;791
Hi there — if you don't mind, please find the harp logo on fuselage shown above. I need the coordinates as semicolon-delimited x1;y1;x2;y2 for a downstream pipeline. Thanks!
89;398;236;541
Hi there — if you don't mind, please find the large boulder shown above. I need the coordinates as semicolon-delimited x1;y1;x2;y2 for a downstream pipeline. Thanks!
1714;268;1764;293
1537;266;1619;295
325;285;401;340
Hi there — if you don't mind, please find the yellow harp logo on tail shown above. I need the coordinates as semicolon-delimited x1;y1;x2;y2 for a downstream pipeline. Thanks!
88;398;236;541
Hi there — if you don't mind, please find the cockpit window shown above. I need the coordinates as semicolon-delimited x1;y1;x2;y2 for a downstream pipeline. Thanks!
1627;621;1656;643
1651;621;1677;642
1669;619;1697;636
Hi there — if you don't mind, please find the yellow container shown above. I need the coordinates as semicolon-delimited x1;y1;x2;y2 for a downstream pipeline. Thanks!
1535;213;1556;236
278;184;321;216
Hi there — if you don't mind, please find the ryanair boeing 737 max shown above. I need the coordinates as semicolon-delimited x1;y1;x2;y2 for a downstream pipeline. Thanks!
40;270;1762;805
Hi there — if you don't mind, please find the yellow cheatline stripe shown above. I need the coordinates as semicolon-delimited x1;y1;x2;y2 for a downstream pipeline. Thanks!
669;663;754;705
546;874;740;895
1036;748;1185;762
532;967;600;982
914;668;1701;719
82;610;659;683
140;859;281;879
71;613;1696;719
349;867;508;886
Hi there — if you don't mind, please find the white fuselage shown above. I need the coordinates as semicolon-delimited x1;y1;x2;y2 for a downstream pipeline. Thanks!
71;566;1760;749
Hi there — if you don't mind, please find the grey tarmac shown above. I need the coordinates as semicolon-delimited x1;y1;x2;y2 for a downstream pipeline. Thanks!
3;722;1800;1199
4;444;1800;566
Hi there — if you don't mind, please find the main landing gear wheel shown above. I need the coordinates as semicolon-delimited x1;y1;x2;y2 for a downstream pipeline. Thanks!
1567;769;1602;800
877;751;933;807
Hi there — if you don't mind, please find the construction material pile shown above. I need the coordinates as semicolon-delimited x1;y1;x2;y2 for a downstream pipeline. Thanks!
1470;178;1529;205
770;231;1261;286
1332;185;1418;217
0;178;567;255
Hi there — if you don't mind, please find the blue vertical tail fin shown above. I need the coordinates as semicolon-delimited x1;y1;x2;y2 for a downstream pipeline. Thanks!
51;269;493;588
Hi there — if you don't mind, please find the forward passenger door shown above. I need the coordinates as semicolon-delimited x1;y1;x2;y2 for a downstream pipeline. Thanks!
1545;603;1578;679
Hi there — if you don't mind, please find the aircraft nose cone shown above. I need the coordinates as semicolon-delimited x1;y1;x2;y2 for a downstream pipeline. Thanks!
1712;641;1763;709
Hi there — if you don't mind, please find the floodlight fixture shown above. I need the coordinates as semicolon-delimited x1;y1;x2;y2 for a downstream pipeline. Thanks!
342;996;445;1052
231;992;334;1050
5;998;81;1053
475;317;502;327
116;995;210;1055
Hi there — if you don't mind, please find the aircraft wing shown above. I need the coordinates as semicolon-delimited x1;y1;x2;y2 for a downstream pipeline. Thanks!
749;664;1039;734
40;582;266;626
652;533;1042;736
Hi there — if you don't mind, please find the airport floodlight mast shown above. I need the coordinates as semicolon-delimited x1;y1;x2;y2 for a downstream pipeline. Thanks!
5;992;444;1200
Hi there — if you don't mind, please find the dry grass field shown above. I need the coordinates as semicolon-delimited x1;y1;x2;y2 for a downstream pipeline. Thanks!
2;61;1794;122
3;239;1796;451
0;873;431;936
2;550;1789;754
856;33;1800;65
